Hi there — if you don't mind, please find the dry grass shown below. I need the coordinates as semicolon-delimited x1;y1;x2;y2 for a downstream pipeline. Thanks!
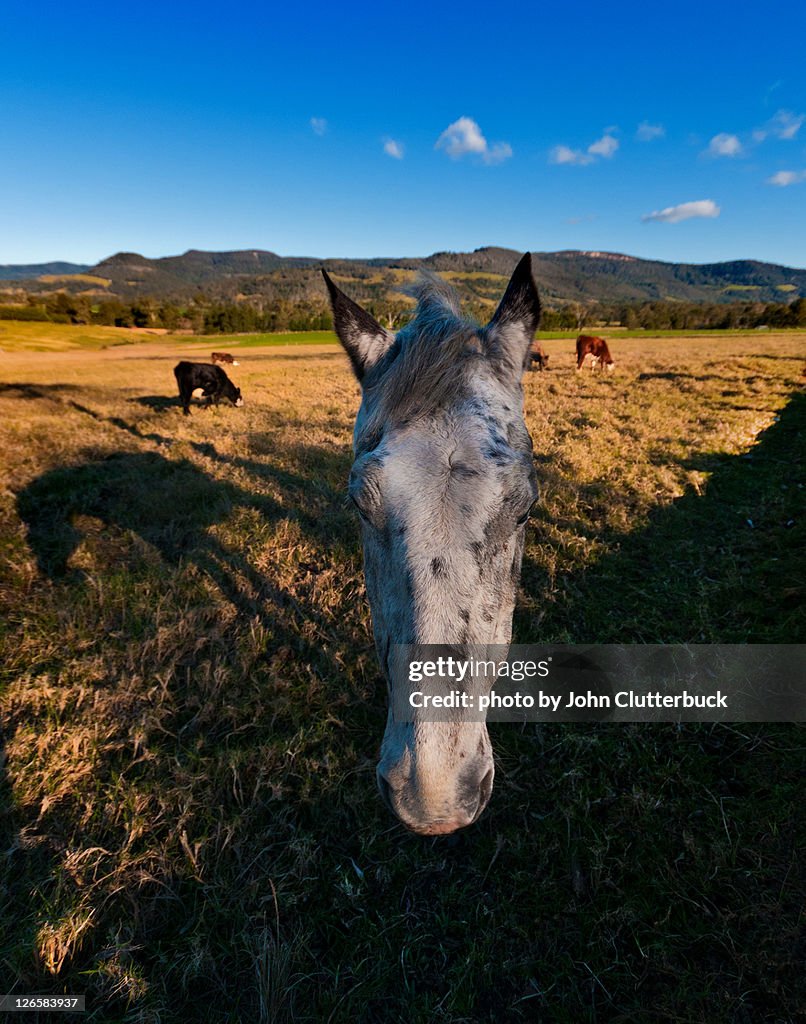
0;333;804;1022
36;275;113;287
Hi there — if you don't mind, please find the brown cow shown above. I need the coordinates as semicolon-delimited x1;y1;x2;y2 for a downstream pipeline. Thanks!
576;335;614;372
529;340;550;371
211;351;239;366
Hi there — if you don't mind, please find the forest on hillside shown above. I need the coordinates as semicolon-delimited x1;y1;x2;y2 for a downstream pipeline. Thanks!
1;288;805;334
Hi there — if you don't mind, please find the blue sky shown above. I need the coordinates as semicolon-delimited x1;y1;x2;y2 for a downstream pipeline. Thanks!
2;0;805;266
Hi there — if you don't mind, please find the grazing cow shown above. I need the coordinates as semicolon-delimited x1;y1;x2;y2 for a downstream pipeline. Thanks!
173;361;243;416
529;340;550;371
576;334;615;372
211;351;239;366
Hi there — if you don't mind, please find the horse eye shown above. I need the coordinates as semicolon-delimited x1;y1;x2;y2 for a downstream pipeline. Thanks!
517;502;536;526
350;495;370;523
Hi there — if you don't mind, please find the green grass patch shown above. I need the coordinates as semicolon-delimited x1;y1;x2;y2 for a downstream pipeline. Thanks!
191;330;339;348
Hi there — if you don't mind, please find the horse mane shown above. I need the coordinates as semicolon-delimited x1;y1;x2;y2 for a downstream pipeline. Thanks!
362;273;485;434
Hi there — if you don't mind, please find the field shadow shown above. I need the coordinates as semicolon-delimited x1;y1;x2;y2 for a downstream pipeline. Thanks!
0;382;87;400
133;394;178;411
518;388;805;642
0;382;182;413
635;370;764;385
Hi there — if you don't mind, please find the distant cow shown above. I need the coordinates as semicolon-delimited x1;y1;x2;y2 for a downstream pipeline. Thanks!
211;351;239;366
174;361;243;416
529;340;550;371
576;335;615;372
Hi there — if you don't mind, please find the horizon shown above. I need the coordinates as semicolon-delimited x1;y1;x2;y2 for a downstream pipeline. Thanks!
4;244;806;273
2;0;805;267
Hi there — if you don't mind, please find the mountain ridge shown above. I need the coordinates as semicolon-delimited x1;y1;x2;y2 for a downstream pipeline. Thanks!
0;261;91;280
2;246;805;305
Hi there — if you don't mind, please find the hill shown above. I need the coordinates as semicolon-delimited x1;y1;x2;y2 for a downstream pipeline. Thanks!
0;260;90;281
3;247;806;307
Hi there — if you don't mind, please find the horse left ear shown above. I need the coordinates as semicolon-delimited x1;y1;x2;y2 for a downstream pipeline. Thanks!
322;269;394;383
484;253;541;379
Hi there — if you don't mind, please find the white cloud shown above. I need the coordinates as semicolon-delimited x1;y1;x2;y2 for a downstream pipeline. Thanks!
642;199;721;224
703;109;805;160
550;144;593;165
310;117;328;136
588;133;619;158
768;109;804;140
383;138;404;159
484;141;514;165
729;108;804;149
637;121;665;141
435;116;512;165
766;169;806;186
707;133;742;157
752;109;805;143
436;117;487;157
550;131;619;165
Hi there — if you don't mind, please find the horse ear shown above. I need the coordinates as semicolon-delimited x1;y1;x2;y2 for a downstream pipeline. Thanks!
322;269;394;383
484;253;541;379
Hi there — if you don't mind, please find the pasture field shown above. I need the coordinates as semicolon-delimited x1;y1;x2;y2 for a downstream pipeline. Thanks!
0;333;804;1022
0;321;169;353
3;318;804;354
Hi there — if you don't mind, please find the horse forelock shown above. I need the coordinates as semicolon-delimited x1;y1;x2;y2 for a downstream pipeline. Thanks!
406;270;463;319
359;274;493;442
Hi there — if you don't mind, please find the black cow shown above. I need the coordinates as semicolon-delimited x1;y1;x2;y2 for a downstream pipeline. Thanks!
173;361;243;416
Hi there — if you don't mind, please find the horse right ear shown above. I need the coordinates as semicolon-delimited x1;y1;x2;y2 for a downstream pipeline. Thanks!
322;269;394;383
484;253;541;380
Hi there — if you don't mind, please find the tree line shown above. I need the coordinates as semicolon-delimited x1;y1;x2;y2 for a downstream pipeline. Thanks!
1;290;805;333
0;292;333;332
540;297;806;331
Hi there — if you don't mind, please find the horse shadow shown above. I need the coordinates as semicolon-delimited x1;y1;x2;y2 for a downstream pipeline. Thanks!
16;447;353;617
9;441;381;1006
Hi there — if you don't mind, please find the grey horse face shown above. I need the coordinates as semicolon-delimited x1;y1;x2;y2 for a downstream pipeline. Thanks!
324;255;541;835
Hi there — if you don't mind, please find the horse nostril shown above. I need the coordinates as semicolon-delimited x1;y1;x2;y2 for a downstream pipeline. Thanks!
377;773;395;812
476;768;494;816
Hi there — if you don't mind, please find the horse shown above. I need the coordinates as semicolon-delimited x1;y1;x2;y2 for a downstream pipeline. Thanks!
323;254;540;835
